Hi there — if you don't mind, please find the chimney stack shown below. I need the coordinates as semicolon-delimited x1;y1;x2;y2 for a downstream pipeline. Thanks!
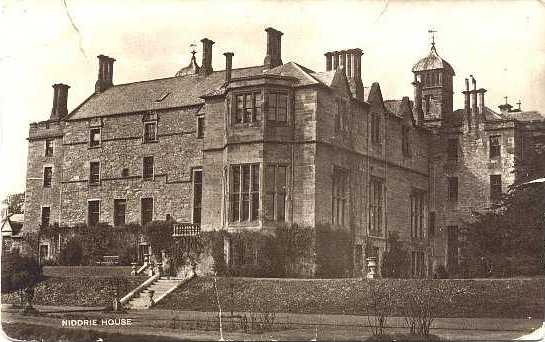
478;88;486;114
223;52;234;83
470;75;478;115
95;55;115;93
339;50;347;70
333;51;339;70
50;83;70;120
200;38;215;76
264;27;283;69
324;52;333;71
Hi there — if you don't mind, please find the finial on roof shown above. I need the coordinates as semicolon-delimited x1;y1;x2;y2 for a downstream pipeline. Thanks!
175;43;200;77
517;100;521;110
428;29;437;52
504;96;508;104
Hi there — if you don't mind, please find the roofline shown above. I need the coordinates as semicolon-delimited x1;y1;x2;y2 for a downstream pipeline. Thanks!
65;103;203;122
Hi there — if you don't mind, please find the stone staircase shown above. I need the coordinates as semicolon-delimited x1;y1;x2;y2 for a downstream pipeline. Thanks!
125;277;187;310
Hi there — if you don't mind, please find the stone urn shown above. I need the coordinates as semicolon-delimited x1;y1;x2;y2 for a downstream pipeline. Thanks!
366;257;377;279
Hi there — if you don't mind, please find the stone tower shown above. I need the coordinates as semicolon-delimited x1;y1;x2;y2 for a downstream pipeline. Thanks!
411;40;455;120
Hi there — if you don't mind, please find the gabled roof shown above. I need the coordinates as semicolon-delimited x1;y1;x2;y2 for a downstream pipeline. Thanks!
265;62;319;87
412;45;455;75
1;214;24;237
367;82;385;108
503;110;545;122
67;65;266;120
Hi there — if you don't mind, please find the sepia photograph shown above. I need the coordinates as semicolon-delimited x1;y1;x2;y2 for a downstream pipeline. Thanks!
0;0;544;341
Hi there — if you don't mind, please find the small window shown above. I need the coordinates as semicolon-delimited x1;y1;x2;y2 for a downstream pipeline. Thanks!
490;175;502;202
266;92;288;123
143;122;157;143
143;156;154;179
447;177;458;202
197;117;205;139
43;167;52;188
141;198;154;225
114;199;127;226
410;191;426;239
121;168;129;178
88;200;100;226
45;139;54;157
41;206;51;227
447;138;458;161
89;128;101;148
335;99;349;133
89;162;100;185
265;165;287;222
39;244;49;260
489;135;501;159
371;114;381;144
402;126;410;157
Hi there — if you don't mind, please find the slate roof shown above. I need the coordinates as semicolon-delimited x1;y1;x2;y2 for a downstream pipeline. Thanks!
412;46;455;75
503;110;544;122
67;65;267;120
1;214;24;237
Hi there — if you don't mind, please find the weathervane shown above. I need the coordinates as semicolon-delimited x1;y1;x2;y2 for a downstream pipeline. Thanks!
428;29;437;50
189;43;197;58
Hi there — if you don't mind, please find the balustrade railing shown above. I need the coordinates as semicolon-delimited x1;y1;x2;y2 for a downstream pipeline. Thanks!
172;223;200;237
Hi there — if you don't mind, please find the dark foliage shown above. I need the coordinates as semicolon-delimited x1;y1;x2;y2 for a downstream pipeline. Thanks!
2;192;25;214
59;237;83;265
315;224;352;278
381;231;410;278
1;251;43;293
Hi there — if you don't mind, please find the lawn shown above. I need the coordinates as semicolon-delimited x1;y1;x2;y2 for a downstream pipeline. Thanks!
155;277;544;319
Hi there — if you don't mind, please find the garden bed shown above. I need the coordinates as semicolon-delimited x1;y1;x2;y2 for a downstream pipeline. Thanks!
1;275;147;307
155;277;544;319
42;266;133;278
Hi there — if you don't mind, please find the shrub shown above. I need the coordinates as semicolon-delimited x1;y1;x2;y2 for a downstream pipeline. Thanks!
365;280;397;336
59;238;83;266
1;251;43;309
315;224;352;278
381;231;410;278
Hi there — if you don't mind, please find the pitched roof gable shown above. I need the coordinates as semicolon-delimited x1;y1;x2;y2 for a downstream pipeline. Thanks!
367;82;385;109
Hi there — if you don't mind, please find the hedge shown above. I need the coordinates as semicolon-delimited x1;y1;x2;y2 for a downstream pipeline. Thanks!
155;277;544;319
0;276;146;307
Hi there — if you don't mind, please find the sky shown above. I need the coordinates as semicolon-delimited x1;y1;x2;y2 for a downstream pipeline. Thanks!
1;0;544;202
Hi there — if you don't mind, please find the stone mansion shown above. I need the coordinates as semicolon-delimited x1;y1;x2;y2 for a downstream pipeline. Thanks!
23;27;545;277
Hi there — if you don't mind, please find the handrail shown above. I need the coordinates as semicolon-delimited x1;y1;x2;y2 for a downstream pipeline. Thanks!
153;273;196;305
119;274;160;305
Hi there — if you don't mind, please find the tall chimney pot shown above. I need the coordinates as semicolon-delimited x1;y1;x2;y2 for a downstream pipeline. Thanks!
324;52;333;71
51;83;70;120
223;52;234;83
264;27;283;69
95;55;115;93
200;38;215;76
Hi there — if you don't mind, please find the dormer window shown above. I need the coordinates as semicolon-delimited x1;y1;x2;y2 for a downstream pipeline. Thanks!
266;92;288;123
233;92;262;124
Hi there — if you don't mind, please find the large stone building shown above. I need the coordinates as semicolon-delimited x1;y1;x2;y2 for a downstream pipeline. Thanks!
23;27;544;277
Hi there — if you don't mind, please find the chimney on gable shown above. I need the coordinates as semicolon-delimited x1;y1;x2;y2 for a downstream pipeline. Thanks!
264;27;283;69
200;38;215;76
478;88;486;114
50;83;70;120
324;48;364;100
412;76;424;126
224;52;234;83
470;75;478;116
95;55;115;93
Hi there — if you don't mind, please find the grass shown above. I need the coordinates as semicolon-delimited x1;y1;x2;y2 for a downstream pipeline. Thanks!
155;277;544;319
1;322;185;342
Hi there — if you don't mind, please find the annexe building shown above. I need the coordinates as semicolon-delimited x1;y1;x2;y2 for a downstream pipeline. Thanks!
23;27;544;277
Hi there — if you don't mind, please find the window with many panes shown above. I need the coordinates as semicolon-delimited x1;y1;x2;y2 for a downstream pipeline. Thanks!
402;126;410;157
447;177;458;202
41;206;50;227
410;191;426;239
489;135;501;159
447;225;459;273
114;199;126;226
193;170;203;224
45;139;54;157
89;162;100;185
230;164;260;223
371;114;381;144
233;92;262;124
141;198;153;225
43;167;52;188
447;138;458;161
490;175;502;202
88;200;100;226
143;122;157;143
369;177;384;236
266;92;288;123
332;167;348;226
143;156;154;180
89;128;101;148
265;165;287;222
